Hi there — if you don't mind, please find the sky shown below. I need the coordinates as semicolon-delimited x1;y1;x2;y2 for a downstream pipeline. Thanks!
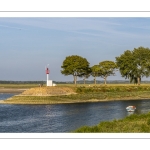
1;17;150;82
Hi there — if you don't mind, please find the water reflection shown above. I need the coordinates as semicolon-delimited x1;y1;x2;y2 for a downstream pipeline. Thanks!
127;111;135;116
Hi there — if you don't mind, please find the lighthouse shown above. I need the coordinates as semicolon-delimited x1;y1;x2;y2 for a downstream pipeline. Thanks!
46;67;49;84
45;65;52;86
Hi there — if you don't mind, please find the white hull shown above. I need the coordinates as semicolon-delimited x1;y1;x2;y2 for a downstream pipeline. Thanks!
126;106;136;112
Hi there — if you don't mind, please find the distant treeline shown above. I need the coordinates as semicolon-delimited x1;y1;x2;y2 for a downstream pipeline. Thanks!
1;80;150;84
0;81;46;84
66;80;150;84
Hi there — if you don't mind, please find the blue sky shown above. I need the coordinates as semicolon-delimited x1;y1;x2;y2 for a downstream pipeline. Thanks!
1;17;150;81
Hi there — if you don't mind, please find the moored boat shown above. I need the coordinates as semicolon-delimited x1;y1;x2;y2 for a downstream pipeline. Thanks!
126;106;136;112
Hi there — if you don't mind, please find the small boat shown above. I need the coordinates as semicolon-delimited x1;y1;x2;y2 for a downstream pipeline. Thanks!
126;106;136;112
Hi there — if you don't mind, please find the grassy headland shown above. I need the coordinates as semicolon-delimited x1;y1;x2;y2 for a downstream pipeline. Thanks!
1;84;150;104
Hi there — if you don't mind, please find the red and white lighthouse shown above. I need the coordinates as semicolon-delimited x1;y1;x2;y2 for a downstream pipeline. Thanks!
46;67;49;82
45;65;53;86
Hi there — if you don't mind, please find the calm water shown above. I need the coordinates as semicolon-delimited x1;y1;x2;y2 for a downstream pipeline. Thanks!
0;93;150;133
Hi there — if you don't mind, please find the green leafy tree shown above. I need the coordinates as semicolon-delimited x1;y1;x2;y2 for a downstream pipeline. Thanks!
61;55;90;85
91;65;101;84
99;61;117;84
116;50;134;82
116;47;150;85
79;68;92;84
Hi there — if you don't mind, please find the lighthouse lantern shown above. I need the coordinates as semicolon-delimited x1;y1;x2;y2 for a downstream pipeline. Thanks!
46;68;49;74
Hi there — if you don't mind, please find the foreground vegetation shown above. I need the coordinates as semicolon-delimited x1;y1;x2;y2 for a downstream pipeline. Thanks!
74;112;150;133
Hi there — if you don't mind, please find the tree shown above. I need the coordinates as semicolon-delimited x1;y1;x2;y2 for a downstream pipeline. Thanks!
116;50;134;82
99;61;117;84
61;55;90;85
79;68;91;84
116;47;150;85
91;65;101;84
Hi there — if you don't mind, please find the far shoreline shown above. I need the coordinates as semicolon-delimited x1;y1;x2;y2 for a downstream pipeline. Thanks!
0;96;150;105
0;88;28;93
1;85;150;105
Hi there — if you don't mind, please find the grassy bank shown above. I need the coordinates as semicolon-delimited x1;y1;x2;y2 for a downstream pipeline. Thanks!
74;112;150;133
1;84;150;104
1;92;150;104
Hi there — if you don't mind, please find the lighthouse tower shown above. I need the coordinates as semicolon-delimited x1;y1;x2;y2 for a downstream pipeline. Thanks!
45;66;52;86
46;67;49;83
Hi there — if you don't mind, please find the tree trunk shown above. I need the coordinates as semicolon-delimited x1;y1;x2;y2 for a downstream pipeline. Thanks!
84;77;85;84
104;77;107;85
75;76;77;85
94;77;96;84
73;75;77;85
137;77;140;85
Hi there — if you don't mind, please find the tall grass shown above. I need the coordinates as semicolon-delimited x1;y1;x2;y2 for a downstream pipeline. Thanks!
75;85;150;93
74;112;150;133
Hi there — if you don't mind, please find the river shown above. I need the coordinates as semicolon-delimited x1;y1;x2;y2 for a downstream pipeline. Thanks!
0;93;150;133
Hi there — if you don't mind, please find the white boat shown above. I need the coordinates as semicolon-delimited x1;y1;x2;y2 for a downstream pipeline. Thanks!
126;106;136;112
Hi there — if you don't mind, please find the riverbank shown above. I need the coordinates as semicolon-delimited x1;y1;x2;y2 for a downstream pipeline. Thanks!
74;112;150;133
1;85;150;104
1;96;150;104
0;89;150;104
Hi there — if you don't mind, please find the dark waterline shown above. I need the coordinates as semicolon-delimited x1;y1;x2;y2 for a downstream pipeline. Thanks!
0;94;150;133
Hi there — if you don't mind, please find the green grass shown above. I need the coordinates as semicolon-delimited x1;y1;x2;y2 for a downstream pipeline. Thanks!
75;85;150;93
74;112;150;133
3;90;150;104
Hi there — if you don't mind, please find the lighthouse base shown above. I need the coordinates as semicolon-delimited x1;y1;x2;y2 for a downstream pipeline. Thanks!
47;80;52;86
